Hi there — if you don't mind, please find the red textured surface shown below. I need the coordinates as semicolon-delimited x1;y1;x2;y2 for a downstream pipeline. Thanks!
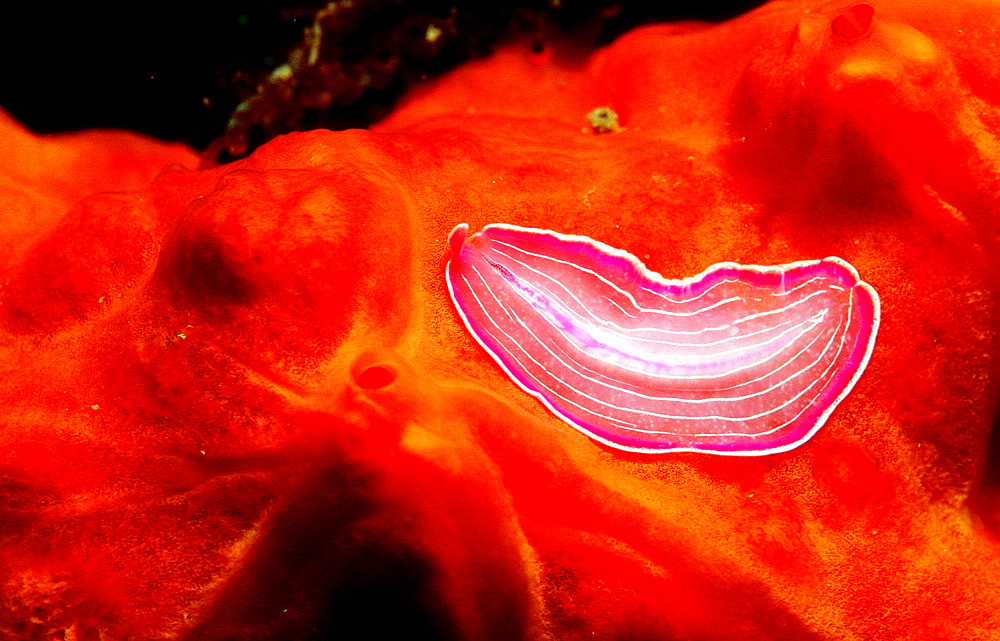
4;1;1000;639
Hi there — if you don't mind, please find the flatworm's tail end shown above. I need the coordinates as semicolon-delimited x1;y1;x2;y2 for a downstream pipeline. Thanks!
448;223;470;258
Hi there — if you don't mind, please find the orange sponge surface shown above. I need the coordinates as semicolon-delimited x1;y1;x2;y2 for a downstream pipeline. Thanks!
4;2;1000;639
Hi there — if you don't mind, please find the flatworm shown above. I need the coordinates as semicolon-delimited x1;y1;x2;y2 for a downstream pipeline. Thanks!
446;223;880;455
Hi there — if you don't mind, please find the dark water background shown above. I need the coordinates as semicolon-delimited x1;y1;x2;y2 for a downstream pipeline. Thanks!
0;1;765;151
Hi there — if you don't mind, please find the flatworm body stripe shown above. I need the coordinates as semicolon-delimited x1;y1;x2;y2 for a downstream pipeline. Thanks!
445;223;880;455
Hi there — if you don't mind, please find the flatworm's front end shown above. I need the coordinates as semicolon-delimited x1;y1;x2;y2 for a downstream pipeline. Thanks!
447;223;880;455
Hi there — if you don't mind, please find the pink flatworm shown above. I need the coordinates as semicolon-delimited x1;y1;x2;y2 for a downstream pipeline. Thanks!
446;223;880;455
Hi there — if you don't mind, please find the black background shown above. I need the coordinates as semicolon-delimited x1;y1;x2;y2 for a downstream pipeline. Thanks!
0;1;765;151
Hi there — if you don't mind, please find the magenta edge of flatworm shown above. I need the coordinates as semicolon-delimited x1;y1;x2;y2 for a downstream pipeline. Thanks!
446;223;882;457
